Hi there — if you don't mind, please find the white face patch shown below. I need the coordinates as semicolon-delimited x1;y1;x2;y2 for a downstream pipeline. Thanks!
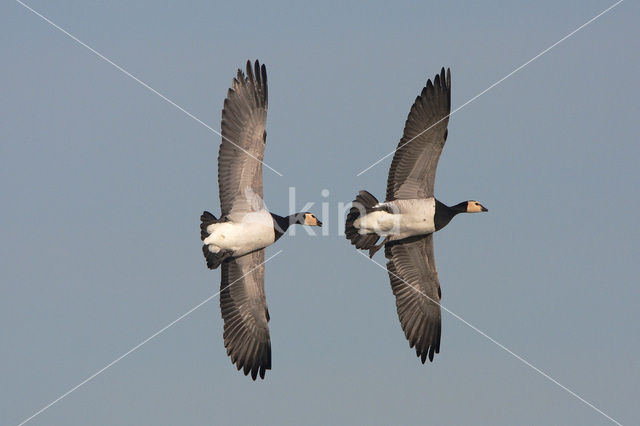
304;213;320;226
466;201;485;213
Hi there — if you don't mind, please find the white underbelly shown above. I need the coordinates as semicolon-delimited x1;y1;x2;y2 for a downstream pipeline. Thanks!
203;210;275;256
354;198;436;239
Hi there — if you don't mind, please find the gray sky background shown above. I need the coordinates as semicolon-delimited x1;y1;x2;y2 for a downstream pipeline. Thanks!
2;1;639;425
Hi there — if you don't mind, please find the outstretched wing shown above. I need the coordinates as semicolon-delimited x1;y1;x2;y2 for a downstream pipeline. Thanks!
218;60;268;216
220;249;271;380
385;235;441;363
385;68;451;201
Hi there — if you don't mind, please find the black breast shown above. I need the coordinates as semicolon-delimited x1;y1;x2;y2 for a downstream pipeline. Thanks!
271;214;290;242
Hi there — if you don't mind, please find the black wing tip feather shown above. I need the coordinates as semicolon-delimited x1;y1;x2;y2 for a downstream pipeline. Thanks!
433;66;450;89
415;324;441;363
423;66;451;95
238;59;268;107
227;60;268;107
227;340;272;380
444;67;451;89
223;324;272;380
406;319;441;364
222;317;271;379
424;66;450;96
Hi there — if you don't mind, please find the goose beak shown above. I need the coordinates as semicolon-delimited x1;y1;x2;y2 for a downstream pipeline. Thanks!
316;220;323;227
481;206;488;212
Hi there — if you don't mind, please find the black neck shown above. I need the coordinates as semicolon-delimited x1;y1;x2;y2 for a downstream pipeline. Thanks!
271;213;300;241
434;200;466;231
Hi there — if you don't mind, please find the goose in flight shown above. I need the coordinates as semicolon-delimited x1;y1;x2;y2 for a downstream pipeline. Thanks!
200;60;322;379
345;68;487;363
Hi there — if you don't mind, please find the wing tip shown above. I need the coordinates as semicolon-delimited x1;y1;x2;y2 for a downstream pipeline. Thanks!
222;322;272;380
227;342;272;380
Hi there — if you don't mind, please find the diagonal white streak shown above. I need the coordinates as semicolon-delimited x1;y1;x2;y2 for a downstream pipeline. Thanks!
356;0;624;176
17;250;283;426
359;251;622;425
15;0;283;177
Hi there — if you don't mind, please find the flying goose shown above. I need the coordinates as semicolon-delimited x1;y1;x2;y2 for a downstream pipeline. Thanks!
200;60;322;380
345;68;487;363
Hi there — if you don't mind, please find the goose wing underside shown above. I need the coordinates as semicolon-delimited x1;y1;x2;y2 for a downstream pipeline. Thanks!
218;60;268;216
385;68;451;201
385;234;441;363
220;249;271;380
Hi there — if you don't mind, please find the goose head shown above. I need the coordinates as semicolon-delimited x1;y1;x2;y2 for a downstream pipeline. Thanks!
296;212;322;227
465;200;488;213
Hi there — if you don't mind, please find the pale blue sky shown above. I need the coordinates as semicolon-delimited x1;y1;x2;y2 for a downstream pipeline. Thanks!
2;1;639;425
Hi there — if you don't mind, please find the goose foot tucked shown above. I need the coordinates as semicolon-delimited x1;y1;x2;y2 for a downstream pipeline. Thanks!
368;236;390;258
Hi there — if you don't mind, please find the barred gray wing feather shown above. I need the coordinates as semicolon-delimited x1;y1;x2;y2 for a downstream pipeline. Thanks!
218;60;268;216
386;68;451;201
385;234;441;363
220;249;271;380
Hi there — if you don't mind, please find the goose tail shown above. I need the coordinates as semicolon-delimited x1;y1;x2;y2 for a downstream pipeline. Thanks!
200;211;233;269
345;190;380;250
